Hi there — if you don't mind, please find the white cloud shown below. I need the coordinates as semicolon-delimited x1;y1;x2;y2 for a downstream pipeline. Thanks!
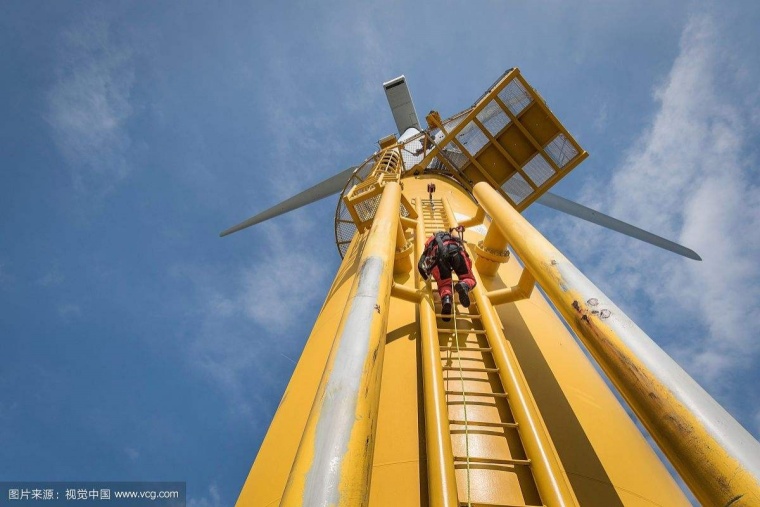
58;303;82;320
554;13;760;388
170;223;331;415
240;228;330;330
37;266;65;287
124;446;139;462
46;11;136;196
187;484;221;507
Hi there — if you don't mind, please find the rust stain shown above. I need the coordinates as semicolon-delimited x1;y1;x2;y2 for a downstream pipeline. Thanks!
567;288;748;506
724;495;743;507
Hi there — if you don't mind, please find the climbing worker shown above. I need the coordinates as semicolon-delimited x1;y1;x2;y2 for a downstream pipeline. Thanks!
417;226;477;321
427;182;436;203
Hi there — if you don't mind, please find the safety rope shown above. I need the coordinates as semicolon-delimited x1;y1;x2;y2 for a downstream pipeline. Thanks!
452;294;472;507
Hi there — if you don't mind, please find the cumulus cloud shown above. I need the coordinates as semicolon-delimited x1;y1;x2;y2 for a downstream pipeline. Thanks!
46;12;136;195
551;14;760;388
171;222;331;415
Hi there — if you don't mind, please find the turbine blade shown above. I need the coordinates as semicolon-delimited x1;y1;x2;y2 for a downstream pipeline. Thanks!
536;192;702;261
220;166;356;237
383;75;421;135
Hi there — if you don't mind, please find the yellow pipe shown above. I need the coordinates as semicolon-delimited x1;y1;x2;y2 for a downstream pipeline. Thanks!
280;181;402;507
472;181;760;506
396;219;407;246
442;196;458;229
390;282;423;303
394;220;412;275
400;215;417;229
470;279;579;506
414;198;459;507
475;222;509;276
458;206;484;228
486;269;535;305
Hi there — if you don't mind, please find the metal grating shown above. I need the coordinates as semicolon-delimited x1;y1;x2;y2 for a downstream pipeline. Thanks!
440;148;468;171
442;108;472;134
456;121;489;156
503;173;533;205
355;194;382;222
545;133;578;168
333;152;412;257
334;156;377;257
522;153;554;187
476;100;511;137
335;68;588;255
497;79;532;116
399;132;430;172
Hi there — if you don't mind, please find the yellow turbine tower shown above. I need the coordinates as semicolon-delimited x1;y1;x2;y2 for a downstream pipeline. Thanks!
222;69;760;507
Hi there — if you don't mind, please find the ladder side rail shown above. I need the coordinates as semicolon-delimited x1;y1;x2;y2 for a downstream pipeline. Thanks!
440;193;580;507
470;276;579;507
415;198;459;507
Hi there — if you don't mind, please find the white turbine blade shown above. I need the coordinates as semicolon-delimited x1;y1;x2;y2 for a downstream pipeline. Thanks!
219;166;356;237
536;192;702;261
383;75;421;135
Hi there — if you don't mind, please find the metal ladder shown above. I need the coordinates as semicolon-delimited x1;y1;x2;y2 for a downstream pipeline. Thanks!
421;199;545;507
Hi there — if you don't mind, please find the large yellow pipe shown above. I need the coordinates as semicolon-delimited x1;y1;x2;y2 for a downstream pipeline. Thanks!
414;198;459;507
473;182;760;506
280;181;402;506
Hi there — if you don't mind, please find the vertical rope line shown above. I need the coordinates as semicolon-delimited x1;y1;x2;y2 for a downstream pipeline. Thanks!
453;299;472;506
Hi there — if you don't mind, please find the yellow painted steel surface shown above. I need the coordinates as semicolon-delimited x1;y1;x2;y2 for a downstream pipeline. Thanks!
473;181;759;506
235;230;366;507
236;176;690;506
279;182;401;506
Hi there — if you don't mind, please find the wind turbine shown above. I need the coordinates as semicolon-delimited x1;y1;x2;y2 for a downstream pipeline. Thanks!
223;69;758;507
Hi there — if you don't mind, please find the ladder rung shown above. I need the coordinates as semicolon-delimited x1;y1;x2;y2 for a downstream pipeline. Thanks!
440;346;492;352
442;366;499;373
445;390;508;398
450;419;518;428
438;329;486;335
458;502;545;507
454;456;531;466
435;313;481;319
441;340;483;346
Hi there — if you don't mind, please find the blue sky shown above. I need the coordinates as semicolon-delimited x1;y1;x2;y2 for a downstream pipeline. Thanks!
1;1;759;504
